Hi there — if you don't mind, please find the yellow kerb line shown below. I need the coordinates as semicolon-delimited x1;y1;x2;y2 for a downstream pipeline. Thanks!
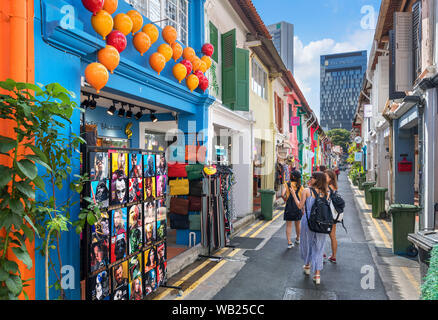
400;266;421;294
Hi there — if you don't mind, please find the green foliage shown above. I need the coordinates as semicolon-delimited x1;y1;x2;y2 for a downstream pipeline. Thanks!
327;129;351;155
209;62;219;96
0;79;100;300
421;245;438;300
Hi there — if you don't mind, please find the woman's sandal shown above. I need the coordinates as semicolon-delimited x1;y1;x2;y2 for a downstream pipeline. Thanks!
303;265;310;276
313;275;321;285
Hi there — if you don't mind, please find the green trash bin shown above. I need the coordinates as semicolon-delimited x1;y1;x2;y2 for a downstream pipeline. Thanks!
388;204;421;255
363;182;377;205
260;189;275;221
369;187;388;219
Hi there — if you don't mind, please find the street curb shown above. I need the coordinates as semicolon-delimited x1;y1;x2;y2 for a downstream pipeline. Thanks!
347;177;399;300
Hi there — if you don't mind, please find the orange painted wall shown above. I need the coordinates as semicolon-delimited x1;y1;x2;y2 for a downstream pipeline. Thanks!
0;0;35;300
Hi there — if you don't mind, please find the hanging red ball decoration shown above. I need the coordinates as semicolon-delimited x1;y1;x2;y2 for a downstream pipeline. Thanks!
106;30;127;53
202;43;214;57
82;0;104;15
180;59;193;77
199;76;209;92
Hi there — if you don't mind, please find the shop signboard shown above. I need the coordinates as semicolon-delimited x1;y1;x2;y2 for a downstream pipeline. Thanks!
354;152;363;162
364;104;373;118
290;117;300;126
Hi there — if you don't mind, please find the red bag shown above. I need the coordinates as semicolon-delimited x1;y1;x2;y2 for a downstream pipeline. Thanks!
189;196;202;212
168;163;188;178
170;197;189;215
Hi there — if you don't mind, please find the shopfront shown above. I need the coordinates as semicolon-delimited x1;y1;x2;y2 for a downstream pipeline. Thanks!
34;0;214;300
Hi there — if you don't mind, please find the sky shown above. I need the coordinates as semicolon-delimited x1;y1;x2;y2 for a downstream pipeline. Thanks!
252;0;382;121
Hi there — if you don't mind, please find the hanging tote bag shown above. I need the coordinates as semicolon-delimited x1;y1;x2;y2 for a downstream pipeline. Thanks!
168;163;188;178
189;196;202;212
189;180;203;196
169;213;189;229
170;197;189;215
169;178;189;196
189;214;201;231
185;164;204;181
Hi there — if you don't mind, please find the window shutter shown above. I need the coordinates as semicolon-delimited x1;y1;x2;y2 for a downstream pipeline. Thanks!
221;29;237;109
394;12;413;92
412;1;422;79
289;104;293;133
389;30;406;100
209;21;219;63
235;48;249;111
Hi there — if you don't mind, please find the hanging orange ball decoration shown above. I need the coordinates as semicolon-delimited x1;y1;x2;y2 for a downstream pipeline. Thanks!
183;47;196;62
173;63;187;83
114;13;133;36
162;25;178;45
133;32;151;56
199;60;208;73
97;45;120;74
85;62;109;93
186;74;199;92
171;42;183;62
127;10;143;35
91;10;114;40
201;55;212;70
149;52;166;75
142;24;159;45
157;44;173;62
102;0;118;14
191;57;202;72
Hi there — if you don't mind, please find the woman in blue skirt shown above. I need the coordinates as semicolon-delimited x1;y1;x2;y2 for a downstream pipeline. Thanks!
290;172;329;285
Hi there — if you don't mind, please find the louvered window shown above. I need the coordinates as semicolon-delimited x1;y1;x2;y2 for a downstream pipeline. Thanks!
412;1;422;79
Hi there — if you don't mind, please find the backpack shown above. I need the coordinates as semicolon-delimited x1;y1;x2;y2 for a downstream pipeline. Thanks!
305;188;334;234
329;187;347;233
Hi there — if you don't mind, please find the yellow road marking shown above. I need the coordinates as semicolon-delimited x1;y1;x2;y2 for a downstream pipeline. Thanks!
251;212;283;238
400;267;421;293
381;219;392;234
240;220;264;237
356;191;393;235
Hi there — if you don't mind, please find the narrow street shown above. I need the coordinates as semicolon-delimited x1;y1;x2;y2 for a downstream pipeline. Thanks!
150;172;421;300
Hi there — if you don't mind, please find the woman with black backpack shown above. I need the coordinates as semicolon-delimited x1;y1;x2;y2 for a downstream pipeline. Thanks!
290;172;330;285
282;170;304;249
325;170;339;264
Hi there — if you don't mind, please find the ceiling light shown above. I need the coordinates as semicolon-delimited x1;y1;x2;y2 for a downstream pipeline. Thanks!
135;109;143;120
126;105;133;119
150;111;158;123
107;102;116;116
89;95;97;110
80;97;89;109
118;104;126;117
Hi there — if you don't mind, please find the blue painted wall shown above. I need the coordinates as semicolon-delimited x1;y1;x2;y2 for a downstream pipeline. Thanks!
34;0;213;299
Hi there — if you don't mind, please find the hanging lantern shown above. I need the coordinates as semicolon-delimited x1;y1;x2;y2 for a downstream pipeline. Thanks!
202;43;214;57
142;24;159;45
171;42;183;62
180;59;193;76
91;10;113;40
149;52;166;75
113;13;133;36
106;30;127;53
191;57;202;72
157;43;173;62
133;32;151;56
102;0;118;14
173;63;187;83
199;60;208;73
162;25;178;45
82;0;104;15
85;62;109;93
183;47;196;62
201;55;212;70
97;45;120;74
186;74;199;92
199;76;209;92
127;10;143;35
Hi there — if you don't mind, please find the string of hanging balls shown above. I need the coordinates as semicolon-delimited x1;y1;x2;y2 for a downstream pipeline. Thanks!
82;0;214;94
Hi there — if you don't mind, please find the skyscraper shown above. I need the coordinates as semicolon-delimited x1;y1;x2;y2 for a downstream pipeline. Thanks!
320;51;367;131
267;22;294;73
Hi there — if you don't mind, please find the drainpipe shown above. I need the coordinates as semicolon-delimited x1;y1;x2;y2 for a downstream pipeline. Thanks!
417;98;425;230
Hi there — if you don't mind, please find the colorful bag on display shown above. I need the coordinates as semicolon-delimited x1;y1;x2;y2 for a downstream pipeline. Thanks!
169;213;189;229
185;139;207;163
189;196;202;212
169;178;189;196
185;164;204;180
189;180;203;196
170;197;189;215
168;163;188;178
189;214;201;231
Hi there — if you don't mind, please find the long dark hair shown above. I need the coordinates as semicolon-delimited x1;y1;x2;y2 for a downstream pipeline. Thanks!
311;172;328;197
325;169;338;190
290;171;302;191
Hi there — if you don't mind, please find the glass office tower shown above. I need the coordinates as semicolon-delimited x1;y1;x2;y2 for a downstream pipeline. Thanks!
320;51;367;131
267;22;294;73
